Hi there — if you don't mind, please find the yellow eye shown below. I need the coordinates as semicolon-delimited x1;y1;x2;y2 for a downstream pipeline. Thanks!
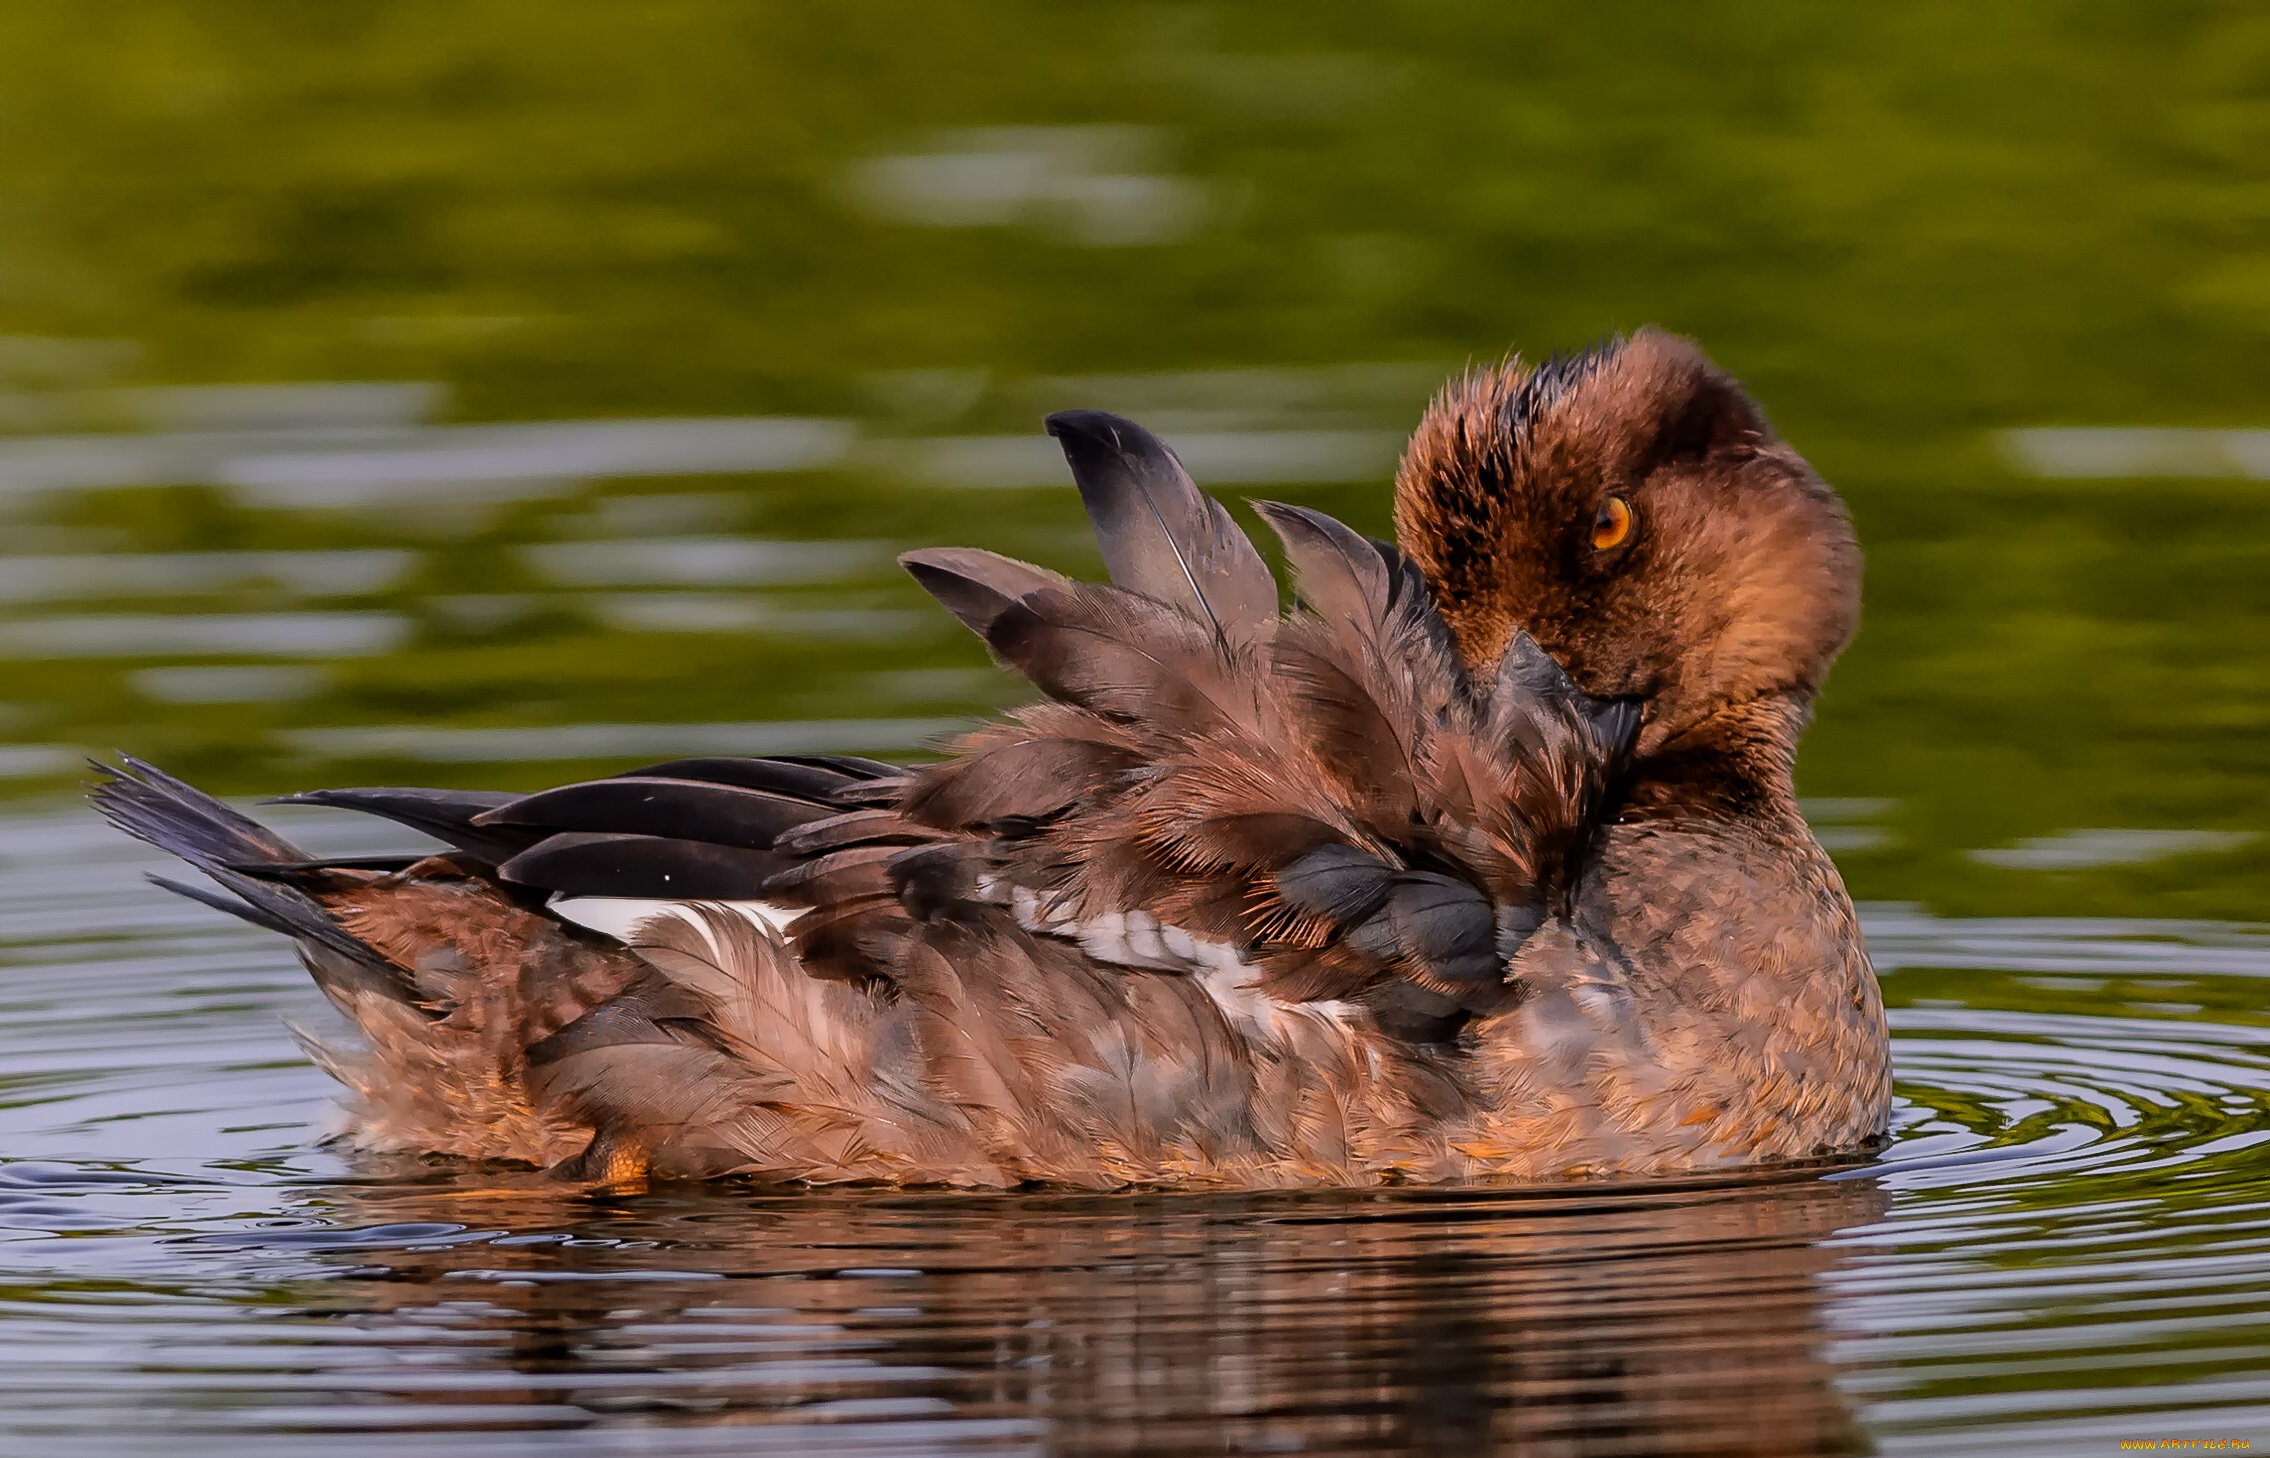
1590;496;1634;550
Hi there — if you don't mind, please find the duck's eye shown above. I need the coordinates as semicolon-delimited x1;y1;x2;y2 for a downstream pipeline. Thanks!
1590;496;1634;551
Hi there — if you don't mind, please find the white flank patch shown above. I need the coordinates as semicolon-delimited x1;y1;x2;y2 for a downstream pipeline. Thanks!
1007;890;1358;1042
1195;959;1359;1041
549;896;803;955
555;884;1356;1043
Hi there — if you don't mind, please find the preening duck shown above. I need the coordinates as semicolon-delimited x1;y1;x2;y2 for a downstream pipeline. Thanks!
93;328;1890;1189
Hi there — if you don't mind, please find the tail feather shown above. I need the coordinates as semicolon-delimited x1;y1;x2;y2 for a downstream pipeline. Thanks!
146;871;307;941
199;864;410;986
90;755;306;873
95;762;419;1000
89;756;907;1180
293;942;428;1028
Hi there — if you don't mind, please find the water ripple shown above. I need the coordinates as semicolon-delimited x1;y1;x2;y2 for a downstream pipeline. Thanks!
1;815;2267;1454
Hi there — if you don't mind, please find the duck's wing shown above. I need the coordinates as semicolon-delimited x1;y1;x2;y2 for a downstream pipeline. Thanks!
89;410;1635;1185
1045;409;1279;640
794;414;1640;1047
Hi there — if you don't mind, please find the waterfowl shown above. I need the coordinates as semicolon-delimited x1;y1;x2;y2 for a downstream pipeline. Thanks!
92;328;1890;1189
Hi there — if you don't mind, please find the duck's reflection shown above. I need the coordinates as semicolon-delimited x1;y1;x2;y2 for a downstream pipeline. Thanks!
282;1170;1888;1455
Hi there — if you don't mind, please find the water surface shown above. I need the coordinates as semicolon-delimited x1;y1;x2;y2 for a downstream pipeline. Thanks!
5;809;2268;1453
1;5;2267;1453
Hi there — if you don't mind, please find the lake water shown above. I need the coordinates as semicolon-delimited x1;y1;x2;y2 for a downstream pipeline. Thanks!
1;5;2267;1454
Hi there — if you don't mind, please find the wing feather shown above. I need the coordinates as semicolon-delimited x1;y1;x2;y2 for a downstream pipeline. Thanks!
1046;409;1278;639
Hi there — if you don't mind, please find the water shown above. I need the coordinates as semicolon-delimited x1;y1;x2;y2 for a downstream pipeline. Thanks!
2;5;2268;1453
4;813;2268;1452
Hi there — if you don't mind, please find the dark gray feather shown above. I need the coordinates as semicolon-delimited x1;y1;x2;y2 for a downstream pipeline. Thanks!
498;832;788;899
900;547;1070;639
1045;409;1277;638
1250;500;1393;633
474;777;833;848
269;786;535;865
623;757;863;802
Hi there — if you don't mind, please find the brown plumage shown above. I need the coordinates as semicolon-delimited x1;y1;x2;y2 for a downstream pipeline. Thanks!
91;328;1889;1189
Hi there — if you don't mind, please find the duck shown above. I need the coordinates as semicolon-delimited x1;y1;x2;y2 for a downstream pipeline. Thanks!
91;327;1890;1190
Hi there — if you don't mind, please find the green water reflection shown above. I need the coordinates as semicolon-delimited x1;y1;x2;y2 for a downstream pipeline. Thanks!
0;0;2263;933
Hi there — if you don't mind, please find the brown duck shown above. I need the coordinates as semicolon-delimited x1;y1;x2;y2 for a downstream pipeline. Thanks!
93;328;1890;1189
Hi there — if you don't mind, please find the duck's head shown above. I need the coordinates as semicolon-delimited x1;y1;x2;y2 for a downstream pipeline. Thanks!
1392;328;1859;757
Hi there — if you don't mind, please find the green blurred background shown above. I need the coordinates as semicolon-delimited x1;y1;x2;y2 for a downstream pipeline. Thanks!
0;1;2263;920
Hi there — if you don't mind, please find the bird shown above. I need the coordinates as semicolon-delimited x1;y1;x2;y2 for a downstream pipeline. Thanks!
91;327;1890;1191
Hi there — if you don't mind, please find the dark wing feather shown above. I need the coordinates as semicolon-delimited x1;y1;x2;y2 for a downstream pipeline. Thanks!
473;777;834;848
1046;409;1277;639
900;547;1071;639
767;754;904;779
623;756;864;802
1272;843;1395;927
239;854;428;875
986;582;1249;726
772;808;947;856
1382;873;1500;994
498;832;788;899
1248;500;1392;635
524;972;714;1066
761;843;901;907
885;840;988;920
902;720;1139;830
268;786;535;865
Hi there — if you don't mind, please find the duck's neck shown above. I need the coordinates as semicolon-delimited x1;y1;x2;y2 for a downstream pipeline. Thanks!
1615;693;1811;831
